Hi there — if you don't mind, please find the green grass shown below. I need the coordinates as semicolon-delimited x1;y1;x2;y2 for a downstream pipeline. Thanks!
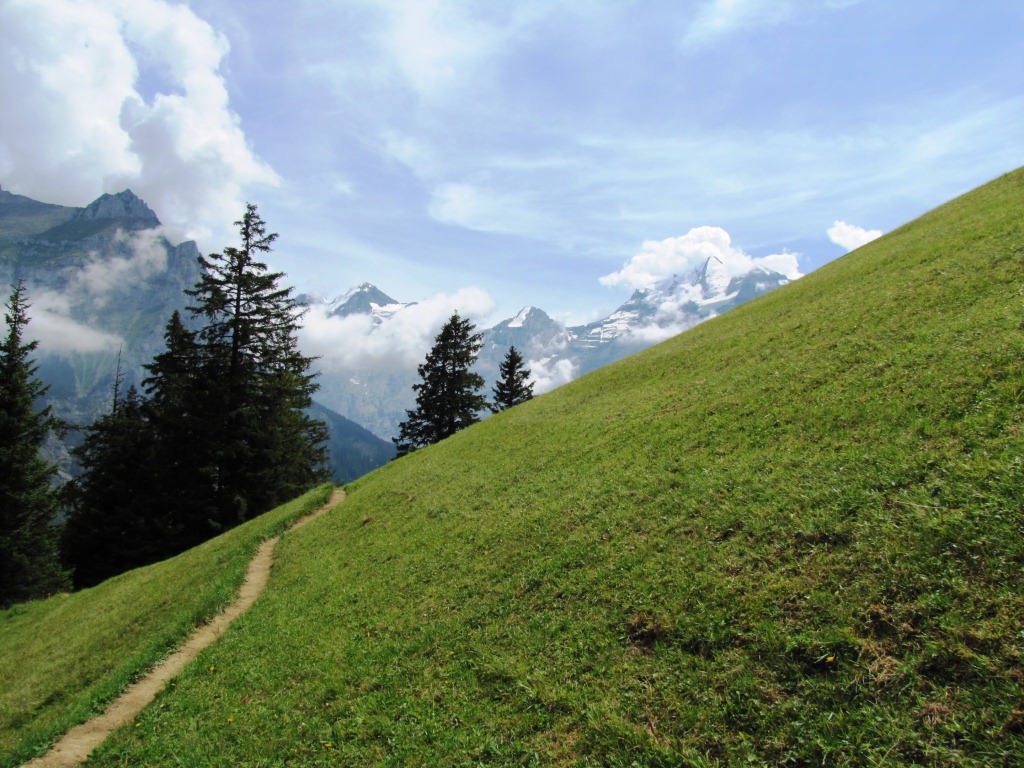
0;484;334;767
8;167;1024;766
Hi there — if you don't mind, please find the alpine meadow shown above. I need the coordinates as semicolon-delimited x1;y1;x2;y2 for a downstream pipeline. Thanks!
3;167;1024;765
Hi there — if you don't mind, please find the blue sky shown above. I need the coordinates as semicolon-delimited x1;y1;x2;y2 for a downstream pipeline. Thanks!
2;0;1023;326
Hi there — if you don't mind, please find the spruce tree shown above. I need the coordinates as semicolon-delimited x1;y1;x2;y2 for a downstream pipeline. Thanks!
0;281;69;606
62;384;165;588
395;313;487;454
186;203;328;526
491;345;534;412
141;311;218;549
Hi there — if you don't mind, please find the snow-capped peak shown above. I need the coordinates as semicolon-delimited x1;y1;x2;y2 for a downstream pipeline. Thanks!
508;306;535;328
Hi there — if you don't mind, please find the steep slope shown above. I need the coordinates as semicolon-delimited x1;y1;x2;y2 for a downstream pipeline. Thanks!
9;167;1024;766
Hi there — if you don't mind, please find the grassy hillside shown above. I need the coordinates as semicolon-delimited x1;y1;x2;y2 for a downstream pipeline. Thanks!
7;168;1024;766
0;485;334;767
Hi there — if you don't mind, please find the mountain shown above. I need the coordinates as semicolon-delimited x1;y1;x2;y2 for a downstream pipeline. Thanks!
0;188;392;483
569;257;792;351
298;282;411;322
0;187;204;473
5;167;1024;766
307;401;395;482
308;259;792;440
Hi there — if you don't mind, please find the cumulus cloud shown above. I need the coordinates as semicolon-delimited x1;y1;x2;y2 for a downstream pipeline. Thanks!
600;226;802;291
528;356;577;395
298;287;495;371
623;318;702;346
827;220;883;251
0;0;278;249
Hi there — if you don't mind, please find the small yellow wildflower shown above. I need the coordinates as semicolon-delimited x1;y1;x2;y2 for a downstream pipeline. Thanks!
227;718;234;723
135;723;141;728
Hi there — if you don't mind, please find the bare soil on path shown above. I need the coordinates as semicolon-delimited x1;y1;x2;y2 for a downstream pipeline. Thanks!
21;488;346;768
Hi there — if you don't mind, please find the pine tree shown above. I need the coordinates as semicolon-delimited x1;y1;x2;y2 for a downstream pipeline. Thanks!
62;384;166;588
186;203;328;526
395;313;487;454
491;345;534;412
0;281;69;606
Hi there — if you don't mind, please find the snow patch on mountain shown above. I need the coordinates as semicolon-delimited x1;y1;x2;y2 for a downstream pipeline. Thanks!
508;306;534;328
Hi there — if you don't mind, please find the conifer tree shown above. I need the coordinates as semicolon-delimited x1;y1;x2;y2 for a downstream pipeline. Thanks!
395;313;487;454
491;345;534;412
141;311;218;549
62;384;165;588
0;281;69;606
186;203;328;526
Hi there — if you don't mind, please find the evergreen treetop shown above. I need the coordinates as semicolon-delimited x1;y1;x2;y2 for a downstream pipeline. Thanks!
0;281;69;606
491;345;534;412
185;203;328;525
395;313;487;454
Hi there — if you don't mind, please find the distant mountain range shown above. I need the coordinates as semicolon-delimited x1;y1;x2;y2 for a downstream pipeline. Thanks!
0;186;394;482
301;257;793;439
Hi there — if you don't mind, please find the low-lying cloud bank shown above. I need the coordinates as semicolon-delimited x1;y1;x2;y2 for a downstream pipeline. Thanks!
21;228;175;354
298;287;495;372
527;356;577;395
26;291;123;355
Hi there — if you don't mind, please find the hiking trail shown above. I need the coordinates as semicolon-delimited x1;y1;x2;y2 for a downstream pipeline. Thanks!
22;488;346;768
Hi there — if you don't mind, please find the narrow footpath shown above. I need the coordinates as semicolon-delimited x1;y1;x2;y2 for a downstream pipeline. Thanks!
22;488;346;768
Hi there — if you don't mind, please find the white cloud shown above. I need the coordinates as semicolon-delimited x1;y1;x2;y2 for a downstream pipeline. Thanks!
600;226;802;291
528;356;577;395
623;317;701;346
383;0;492;96
827;220;882;251
0;0;278;250
16;227;176;352
378;0;550;100
73;229;169;303
298;287;495;371
429;184;485;228
25;291;123;354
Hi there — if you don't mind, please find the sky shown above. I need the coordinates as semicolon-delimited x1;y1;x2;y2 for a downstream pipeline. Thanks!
2;0;1024;328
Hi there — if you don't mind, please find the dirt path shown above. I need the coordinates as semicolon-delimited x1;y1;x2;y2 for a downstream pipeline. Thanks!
22;488;346;768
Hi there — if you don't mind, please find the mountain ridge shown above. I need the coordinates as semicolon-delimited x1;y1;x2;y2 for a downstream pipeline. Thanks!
304;256;793;439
